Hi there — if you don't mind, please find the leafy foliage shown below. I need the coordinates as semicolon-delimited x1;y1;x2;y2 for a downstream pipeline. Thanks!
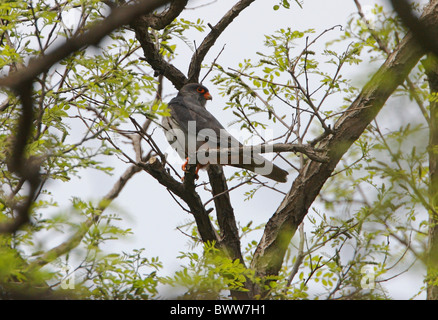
162;242;254;299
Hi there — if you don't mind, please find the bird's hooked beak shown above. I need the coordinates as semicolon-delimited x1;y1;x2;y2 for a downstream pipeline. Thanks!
204;92;212;100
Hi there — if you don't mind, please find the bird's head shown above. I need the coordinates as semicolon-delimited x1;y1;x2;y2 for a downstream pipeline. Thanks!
179;83;212;107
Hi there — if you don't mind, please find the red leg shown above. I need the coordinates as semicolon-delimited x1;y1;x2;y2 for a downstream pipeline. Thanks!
182;157;189;172
181;158;199;181
195;164;201;180
181;157;201;181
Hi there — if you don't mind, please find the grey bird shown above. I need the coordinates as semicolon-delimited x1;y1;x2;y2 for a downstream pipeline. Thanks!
162;83;288;183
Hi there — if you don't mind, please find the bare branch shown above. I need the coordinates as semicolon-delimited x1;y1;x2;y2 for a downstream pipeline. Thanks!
196;143;328;164
206;165;244;263
187;0;256;83
206;164;250;299
137;157;220;244
285;223;305;291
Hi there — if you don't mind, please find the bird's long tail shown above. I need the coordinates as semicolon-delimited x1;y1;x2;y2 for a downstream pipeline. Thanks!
232;154;288;183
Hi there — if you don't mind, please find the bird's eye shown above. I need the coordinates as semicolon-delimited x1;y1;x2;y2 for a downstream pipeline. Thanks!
197;87;205;93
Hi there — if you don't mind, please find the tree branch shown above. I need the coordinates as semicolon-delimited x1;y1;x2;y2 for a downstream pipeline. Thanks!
144;0;189;30
130;1;257;267
390;0;438;57
187;0;256;83
0;0;174;234
132;20;188;88
138;157;220;244
206;165;250;300
130;1;189;89
0;82;41;234
196;143;328;164
206;165;244;263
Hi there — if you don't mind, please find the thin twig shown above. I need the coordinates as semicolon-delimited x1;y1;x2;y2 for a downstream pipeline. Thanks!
285;223;305;291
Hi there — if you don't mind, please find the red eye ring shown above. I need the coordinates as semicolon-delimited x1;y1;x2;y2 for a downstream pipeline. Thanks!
197;87;205;93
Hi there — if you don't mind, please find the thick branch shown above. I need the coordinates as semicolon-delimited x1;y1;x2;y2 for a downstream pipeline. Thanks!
207;165;249;300
207;165;244;263
131;19;188;88
145;0;188;30
391;0;438;57
250;0;438;291
129;1;189;88
138;157;219;244
0;82;41;234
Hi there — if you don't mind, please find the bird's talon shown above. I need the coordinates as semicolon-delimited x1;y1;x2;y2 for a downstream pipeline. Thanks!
181;159;201;180
181;172;199;182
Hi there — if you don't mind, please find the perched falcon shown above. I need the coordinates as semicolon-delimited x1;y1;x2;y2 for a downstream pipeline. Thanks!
162;83;288;183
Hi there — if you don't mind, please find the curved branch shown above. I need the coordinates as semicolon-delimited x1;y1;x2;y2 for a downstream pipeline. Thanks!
0;0;173;234
131;20;188;88
129;1;189;89
145;0;189;30
138;157;220;244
